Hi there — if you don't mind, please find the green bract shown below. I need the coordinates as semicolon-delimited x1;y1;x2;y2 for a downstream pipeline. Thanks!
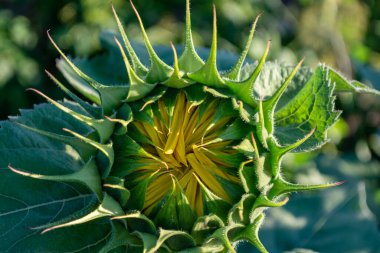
0;1;379;252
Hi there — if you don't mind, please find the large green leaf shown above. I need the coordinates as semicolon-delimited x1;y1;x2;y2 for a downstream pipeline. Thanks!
0;121;83;175
274;66;340;151
0;104;112;252
0;168;107;252
14;101;94;139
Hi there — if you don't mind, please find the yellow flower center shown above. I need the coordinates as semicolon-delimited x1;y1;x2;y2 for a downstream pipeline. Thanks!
126;91;242;216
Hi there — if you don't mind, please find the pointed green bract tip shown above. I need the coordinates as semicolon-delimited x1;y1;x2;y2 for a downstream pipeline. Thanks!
163;43;193;88
112;5;148;76
187;5;225;88
114;37;156;101
225;41;271;108
129;0;173;83
178;0;205;72
226;13;262;81
41;193;123;234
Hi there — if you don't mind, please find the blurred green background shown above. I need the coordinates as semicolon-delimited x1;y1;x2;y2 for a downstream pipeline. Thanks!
0;0;379;252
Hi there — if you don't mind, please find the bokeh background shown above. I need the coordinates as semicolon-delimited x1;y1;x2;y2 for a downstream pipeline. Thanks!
0;0;379;252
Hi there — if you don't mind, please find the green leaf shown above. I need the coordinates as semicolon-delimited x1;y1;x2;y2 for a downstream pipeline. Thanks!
15;122;96;161
0;121;83;175
12;102;97;160
0;107;114;251
108;103;134;135
9;157;102;200
28;89;115;143
14;101;94;140
2;4;380;252
239;160;259;194
35;193;123;233
1;217;114;252
324;65;380;95
274;66;340;151
138;85;168;111
177;244;225;253
0;169;101;252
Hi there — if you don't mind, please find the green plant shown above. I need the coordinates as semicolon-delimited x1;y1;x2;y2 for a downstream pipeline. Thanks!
0;1;379;252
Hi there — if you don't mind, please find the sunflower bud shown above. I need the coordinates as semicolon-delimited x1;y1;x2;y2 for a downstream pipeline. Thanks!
1;0;378;252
